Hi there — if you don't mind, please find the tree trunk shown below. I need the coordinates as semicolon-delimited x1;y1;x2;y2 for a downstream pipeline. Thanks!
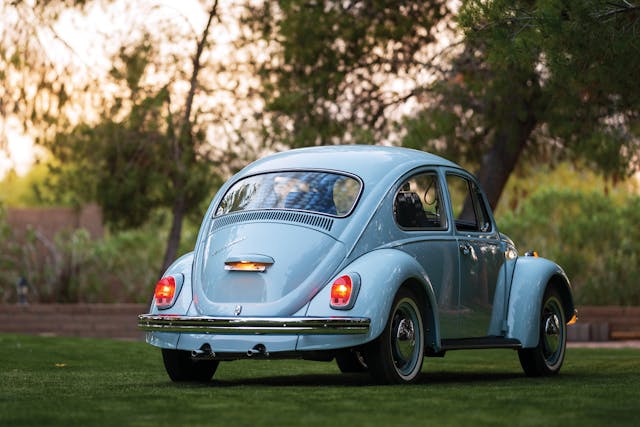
161;193;186;274
475;72;541;212
159;1;219;274
475;114;536;212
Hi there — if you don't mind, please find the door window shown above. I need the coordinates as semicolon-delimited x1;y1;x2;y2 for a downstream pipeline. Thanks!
446;174;492;233
394;173;446;229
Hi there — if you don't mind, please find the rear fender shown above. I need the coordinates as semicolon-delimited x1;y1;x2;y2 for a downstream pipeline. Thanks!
304;248;441;351
506;256;574;348
148;251;195;315
145;252;195;349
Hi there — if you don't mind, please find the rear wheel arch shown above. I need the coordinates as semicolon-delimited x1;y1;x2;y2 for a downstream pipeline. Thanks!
364;286;426;383
402;278;438;352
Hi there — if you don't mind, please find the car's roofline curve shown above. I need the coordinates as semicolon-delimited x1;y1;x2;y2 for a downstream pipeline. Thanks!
236;145;461;184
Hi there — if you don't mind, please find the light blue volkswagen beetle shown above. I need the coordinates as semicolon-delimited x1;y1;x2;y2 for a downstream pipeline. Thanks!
138;145;576;384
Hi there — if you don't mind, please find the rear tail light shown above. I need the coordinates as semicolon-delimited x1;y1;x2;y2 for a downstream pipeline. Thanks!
330;273;361;310
331;276;352;305
154;275;183;309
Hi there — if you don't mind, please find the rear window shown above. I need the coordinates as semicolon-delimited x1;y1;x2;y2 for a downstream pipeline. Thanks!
216;171;362;217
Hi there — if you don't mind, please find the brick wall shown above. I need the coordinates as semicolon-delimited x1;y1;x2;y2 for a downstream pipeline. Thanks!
0;304;146;340
1;304;638;342
568;306;640;341
6;204;103;242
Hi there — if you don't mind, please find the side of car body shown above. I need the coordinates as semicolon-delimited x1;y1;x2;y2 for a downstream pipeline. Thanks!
139;146;575;384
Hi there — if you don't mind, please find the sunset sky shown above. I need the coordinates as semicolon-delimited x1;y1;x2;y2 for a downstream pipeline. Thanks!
0;0;216;179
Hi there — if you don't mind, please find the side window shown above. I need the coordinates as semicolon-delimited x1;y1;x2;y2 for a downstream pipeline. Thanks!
446;174;492;233
394;173;446;229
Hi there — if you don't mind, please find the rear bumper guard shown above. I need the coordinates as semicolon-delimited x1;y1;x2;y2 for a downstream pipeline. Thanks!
138;314;371;335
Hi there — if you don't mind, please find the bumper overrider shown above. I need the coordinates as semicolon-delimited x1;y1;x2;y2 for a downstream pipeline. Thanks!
137;314;371;335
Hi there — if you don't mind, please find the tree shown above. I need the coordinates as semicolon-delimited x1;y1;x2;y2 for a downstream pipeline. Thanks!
0;1;102;157
252;0;640;210
457;0;640;206
249;0;451;147
44;2;229;272
409;0;640;207
4;1;270;274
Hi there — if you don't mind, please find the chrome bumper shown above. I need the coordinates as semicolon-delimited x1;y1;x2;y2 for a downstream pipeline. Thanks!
138;314;371;335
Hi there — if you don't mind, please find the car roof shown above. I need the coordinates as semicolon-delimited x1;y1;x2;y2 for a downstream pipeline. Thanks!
240;145;461;183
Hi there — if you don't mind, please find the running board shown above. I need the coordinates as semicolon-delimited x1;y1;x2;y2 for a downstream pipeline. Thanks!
428;337;521;357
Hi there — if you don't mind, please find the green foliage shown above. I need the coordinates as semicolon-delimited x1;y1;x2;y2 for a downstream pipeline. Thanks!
401;0;640;209
0;163;58;207
48;115;170;229
499;188;640;305
44;37;219;231
496;162;638;214
457;0;640;180
0;206;195;303
1;334;640;426
253;0;449;146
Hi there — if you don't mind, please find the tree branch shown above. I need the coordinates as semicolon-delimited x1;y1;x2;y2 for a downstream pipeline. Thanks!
598;1;640;20
183;0;219;133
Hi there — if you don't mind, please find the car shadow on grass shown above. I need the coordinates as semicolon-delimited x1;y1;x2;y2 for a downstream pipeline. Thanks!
162;371;528;388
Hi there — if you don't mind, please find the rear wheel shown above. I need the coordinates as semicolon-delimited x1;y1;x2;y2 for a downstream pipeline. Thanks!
364;288;424;384
335;350;367;373
518;288;567;376
161;349;219;382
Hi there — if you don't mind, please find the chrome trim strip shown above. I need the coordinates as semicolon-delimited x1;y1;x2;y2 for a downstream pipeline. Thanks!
138;314;371;335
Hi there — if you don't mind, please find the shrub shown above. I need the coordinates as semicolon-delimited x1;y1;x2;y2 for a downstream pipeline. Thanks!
498;189;640;306
0;206;168;303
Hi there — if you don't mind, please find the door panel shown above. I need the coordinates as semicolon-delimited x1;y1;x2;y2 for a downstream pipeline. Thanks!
401;238;460;339
391;171;460;339
457;237;504;337
445;172;505;338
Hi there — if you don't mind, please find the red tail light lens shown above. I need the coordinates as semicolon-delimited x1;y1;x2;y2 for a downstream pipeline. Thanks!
329;273;361;310
154;276;176;308
331;275;353;308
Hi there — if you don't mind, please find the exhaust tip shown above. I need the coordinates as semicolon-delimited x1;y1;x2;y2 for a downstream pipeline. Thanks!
247;343;268;357
191;343;215;359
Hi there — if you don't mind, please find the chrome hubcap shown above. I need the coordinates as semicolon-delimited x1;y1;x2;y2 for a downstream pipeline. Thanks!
541;297;565;366
395;318;416;361
543;313;560;354
390;300;421;376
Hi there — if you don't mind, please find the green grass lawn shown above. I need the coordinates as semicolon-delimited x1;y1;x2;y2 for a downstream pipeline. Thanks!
1;334;638;427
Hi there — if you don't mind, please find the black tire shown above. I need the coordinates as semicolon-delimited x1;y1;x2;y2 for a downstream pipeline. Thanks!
518;287;567;377
335;350;368;373
364;288;425;384
161;349;219;382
